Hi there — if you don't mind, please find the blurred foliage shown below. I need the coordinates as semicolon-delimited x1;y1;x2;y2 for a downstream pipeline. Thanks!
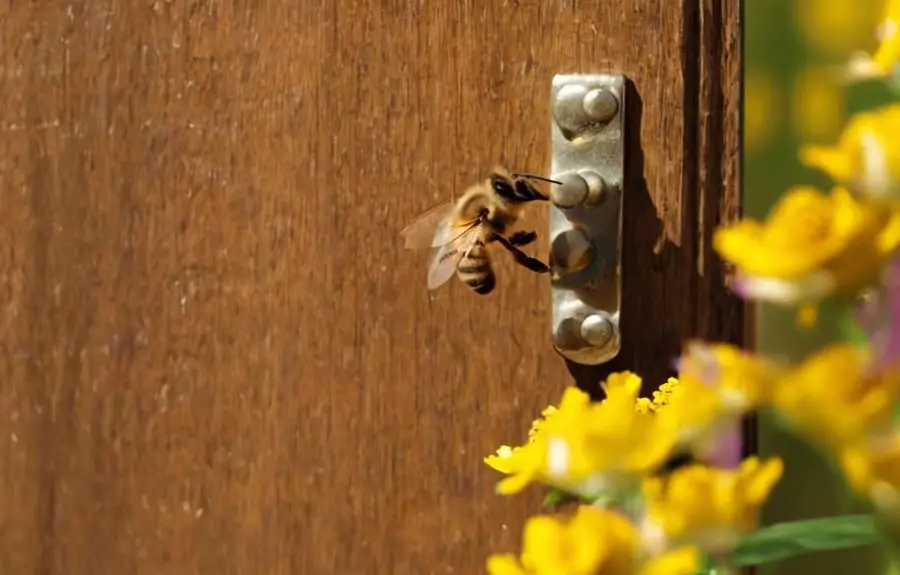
748;0;898;574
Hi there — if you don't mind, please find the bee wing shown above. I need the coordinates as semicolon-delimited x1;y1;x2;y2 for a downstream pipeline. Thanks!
426;224;480;290
399;201;455;249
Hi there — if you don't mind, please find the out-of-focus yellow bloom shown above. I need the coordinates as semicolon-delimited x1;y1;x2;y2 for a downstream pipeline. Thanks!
660;342;779;462
713;185;900;306
773;343;900;448
635;546;702;575
525;507;635;575
791;67;846;141
486;554;528;575
641;458;784;554
484;376;678;498
677;341;778;412
486;506;700;575
795;0;885;57
486;506;635;575
800;104;900;201
839;436;900;510
842;0;900;83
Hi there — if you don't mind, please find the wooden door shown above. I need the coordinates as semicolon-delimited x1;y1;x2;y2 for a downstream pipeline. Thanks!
0;1;741;574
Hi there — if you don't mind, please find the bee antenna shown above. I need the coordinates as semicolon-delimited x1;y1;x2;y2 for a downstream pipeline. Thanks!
511;173;563;186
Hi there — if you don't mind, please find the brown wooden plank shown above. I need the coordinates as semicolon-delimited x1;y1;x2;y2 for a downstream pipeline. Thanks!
0;1;742;574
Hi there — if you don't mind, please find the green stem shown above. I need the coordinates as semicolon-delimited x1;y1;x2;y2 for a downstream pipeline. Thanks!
873;510;900;574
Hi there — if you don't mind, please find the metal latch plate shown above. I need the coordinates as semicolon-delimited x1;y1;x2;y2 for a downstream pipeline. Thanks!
548;73;625;365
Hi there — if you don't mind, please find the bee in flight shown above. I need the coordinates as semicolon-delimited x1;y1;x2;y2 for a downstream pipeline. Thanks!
400;167;561;295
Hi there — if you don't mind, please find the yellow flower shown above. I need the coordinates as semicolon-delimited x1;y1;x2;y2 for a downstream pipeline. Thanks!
486;554;528;575
485;506;634;575
677;341;777;411
485;404;564;493
839;436;900;510
773;343;900;448
485;445;527;476
635;546;702;575
800;103;900;201
487;506;700;575
484;387;603;495
842;0;900;84
713;185;900;306
537;375;677;498
641;458;784;554
635;378;680;414
484;388;589;495
660;342;779;460
484;376;678;498
791;67;845;141
795;0;886;57
530;405;559;439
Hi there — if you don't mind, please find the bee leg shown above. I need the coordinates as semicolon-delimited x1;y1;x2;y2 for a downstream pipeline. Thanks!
491;233;550;274
508;230;537;247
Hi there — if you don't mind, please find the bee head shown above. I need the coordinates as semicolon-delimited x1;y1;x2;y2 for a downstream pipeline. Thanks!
491;173;552;203
490;175;518;203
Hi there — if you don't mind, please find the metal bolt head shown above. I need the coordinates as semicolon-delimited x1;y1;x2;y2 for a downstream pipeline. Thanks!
550;228;594;274
578;170;610;206
550;170;611;209
580;314;614;348
582;88;618;123
552;317;585;352
550;172;589;208
552;84;618;141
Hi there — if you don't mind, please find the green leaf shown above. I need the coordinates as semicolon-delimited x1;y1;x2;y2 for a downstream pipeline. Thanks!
732;514;879;566
542;488;579;507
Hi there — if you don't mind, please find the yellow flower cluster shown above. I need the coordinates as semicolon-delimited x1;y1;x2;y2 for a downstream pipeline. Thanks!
716;0;900;317
772;342;900;509
711;0;900;519
485;347;785;574
483;335;900;573
487;506;700;575
484;374;676;499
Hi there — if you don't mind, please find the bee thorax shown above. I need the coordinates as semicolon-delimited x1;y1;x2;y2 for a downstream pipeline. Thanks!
487;210;518;233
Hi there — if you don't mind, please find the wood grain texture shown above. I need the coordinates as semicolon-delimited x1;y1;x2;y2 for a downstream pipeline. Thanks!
0;1;741;574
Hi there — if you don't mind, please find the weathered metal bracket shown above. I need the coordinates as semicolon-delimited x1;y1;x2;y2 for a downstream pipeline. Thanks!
548;74;625;365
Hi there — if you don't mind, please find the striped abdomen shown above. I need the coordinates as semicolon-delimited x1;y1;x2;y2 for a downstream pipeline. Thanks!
456;240;495;295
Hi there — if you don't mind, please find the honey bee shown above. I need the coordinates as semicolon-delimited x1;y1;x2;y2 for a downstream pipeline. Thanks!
400;167;561;295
